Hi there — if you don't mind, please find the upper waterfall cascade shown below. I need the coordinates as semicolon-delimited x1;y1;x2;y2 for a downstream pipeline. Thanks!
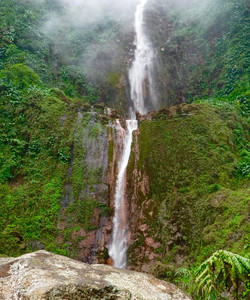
129;0;157;115
109;0;156;269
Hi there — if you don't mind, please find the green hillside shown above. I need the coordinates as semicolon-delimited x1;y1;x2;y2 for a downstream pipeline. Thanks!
0;0;249;299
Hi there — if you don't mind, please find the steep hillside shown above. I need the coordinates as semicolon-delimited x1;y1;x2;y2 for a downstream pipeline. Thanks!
0;78;110;255
126;103;249;274
1;0;249;114
0;0;128;106
0;0;249;298
146;0;249;111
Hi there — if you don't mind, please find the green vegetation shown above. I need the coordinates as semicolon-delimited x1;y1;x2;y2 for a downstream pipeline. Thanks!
0;1;249;299
0;0;117;101
0;0;119;257
176;250;250;299
149;0;249;112
128;103;249;298
0;85;77;255
0;64;110;256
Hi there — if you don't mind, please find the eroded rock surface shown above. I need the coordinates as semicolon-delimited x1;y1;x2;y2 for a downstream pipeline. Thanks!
0;251;191;300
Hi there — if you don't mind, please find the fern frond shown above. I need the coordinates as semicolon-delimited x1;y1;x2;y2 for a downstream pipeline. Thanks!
175;267;191;277
193;250;250;299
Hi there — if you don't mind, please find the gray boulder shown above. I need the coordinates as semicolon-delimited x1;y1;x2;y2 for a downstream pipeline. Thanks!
0;251;191;299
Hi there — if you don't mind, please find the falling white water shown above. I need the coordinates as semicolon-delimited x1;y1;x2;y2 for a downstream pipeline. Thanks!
109;119;138;268
129;0;157;115
109;0;156;269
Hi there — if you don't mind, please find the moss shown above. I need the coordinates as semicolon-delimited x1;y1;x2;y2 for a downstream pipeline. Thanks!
146;0;249;116
128;102;249;273
0;93;76;256
0;73;105;257
67;198;98;232
106;72;122;87
137;104;245;197
89;123;103;138
108;139;114;164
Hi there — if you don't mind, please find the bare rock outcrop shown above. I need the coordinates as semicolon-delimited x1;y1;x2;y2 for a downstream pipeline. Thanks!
0;251;191;300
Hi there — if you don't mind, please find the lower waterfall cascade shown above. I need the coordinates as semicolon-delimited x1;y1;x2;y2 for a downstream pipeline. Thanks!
108;120;138;268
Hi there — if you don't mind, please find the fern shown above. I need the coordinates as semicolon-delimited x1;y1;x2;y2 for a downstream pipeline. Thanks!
175;267;191;277
174;267;192;290
193;250;250;299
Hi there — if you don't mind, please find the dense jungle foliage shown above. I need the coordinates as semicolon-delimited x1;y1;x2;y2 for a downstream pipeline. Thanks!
145;0;250;112
0;0;107;255
127;103;249;299
0;0;249;299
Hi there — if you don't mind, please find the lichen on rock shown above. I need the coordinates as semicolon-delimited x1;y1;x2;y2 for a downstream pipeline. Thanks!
0;251;191;300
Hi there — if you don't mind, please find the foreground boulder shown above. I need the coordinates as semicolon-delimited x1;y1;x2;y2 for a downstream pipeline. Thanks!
0;251;191;299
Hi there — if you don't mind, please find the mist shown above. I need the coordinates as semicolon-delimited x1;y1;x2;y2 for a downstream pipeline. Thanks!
30;0;216;86
42;0;138;30
42;0;211;32
62;0;138;22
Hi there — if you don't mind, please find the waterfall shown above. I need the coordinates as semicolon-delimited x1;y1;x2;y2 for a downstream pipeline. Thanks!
108;120;138;268
109;0;155;268
129;0;157;115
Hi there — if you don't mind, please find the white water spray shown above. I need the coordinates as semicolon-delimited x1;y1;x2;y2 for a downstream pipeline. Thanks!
109;0;156;269
109;120;138;268
129;0;157;115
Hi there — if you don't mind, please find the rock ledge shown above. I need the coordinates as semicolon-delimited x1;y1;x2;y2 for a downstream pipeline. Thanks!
0;251;191;299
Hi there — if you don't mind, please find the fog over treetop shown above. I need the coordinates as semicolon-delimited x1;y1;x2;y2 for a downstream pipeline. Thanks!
36;0;211;32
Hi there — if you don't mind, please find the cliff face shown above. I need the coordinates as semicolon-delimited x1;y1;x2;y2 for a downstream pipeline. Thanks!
1;99;248;275
125;103;249;277
0;0;248;115
54;102;248;279
57;108;112;263
0;1;249;296
95;0;249;114
142;0;249;108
